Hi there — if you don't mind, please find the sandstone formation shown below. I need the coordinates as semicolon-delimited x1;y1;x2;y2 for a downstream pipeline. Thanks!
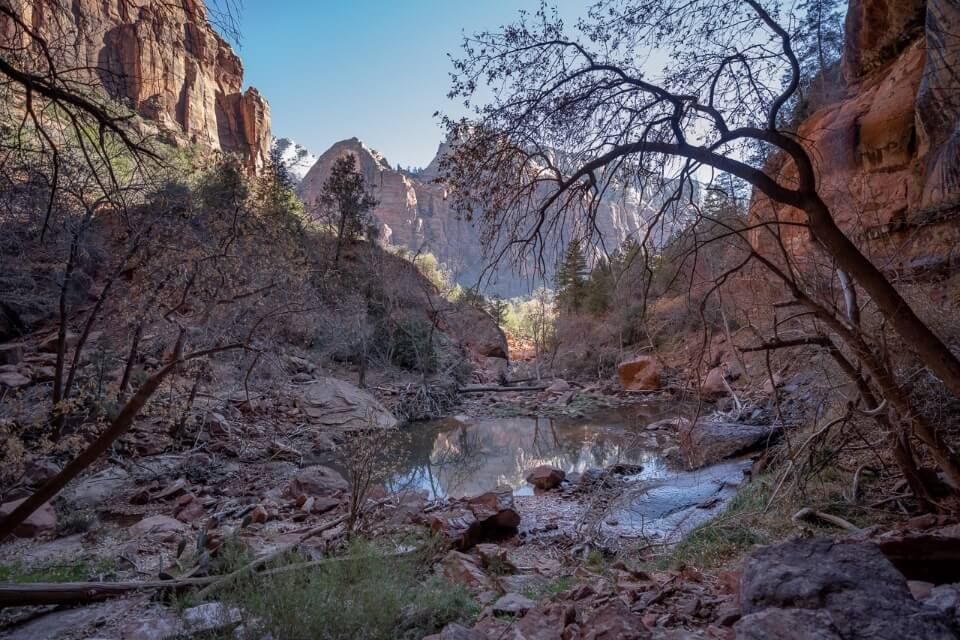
617;356;662;391
301;138;696;295
751;0;960;280
295;377;399;431
8;0;271;171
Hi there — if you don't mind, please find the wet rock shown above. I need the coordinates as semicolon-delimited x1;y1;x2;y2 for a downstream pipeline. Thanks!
0;498;56;537
679;420;782;468
295;377;398;430
63;466;130;508
442;550;495;594
740;538;956;639
617;356;661;391
526;465;566;490
493;592;536;616
424;623;486;640
285;465;349;500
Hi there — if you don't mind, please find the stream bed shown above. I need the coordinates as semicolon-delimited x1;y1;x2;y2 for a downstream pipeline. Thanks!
383;404;750;543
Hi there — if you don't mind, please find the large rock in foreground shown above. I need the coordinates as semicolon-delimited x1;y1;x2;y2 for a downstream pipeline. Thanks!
680;420;781;468
617;356;661;391
736;538;956;640
429;485;521;550
295;377;398;430
0;498;56;538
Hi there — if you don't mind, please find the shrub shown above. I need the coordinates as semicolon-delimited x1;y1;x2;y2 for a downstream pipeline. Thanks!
225;540;477;640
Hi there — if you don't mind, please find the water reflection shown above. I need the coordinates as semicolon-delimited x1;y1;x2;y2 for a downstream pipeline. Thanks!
391;407;682;498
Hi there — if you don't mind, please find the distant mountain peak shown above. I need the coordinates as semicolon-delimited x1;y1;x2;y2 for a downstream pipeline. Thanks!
272;137;319;184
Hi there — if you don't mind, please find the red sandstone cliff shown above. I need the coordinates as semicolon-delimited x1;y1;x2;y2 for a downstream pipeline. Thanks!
751;0;960;278
9;0;270;170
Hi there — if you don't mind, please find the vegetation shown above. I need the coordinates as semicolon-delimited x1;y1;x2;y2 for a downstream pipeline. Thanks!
218;540;477;640
315;155;379;265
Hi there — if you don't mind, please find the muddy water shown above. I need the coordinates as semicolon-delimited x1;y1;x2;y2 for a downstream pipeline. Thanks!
390;404;749;542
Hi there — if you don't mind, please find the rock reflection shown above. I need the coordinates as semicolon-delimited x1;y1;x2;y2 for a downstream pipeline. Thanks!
392;409;678;498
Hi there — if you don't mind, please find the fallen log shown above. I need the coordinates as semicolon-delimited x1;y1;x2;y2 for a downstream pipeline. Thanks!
0;576;215;608
458;384;548;393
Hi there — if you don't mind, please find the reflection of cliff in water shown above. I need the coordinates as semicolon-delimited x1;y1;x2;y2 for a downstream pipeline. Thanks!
393;407;683;498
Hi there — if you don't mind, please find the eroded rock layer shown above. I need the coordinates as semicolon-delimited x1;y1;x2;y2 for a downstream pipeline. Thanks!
751;0;960;280
8;0;271;170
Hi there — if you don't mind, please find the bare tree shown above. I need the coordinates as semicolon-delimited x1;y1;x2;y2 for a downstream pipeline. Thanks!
441;1;960;501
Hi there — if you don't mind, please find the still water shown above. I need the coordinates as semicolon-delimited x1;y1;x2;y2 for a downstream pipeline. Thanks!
388;406;685;498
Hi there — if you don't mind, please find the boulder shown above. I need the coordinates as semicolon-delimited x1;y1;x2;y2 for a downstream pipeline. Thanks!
679;420;781;468
0;370;30;388
702;366;728;396
617;356;661;391
284;465;349;500
738;538;956;640
526;465;565;490
493;593;536;616
130;514;189;539
430;486;521;550
424;623;486;640
437;301;509;360
0;343;24;365
581;600;647;639
62;467;130;508
546;379;571;393
735;608;842;640
512;603;578;640
441;550;495;594
295;377;398;430
23;458;61;486
0;498;56;537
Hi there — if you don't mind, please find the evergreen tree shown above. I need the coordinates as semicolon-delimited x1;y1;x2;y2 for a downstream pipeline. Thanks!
555;238;589;309
317;155;378;265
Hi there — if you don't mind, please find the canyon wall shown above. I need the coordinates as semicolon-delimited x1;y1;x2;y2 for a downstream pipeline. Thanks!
301;138;692;295
8;0;270;170
751;0;960;280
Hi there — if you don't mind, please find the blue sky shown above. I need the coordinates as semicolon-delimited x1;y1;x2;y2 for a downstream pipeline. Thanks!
237;1;591;169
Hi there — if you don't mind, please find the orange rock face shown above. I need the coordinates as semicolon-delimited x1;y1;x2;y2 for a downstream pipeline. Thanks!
751;0;960;280
9;0;271;171
617;356;661;391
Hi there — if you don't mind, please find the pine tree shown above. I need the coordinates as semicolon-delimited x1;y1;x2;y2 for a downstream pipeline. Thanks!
555;238;588;309
317;155;378;265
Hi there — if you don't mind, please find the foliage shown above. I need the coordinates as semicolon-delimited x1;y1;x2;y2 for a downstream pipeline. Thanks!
224;539;477;640
315;155;379;264
555;239;589;310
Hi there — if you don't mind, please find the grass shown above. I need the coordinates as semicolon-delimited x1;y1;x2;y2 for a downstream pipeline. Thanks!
209;538;477;640
0;557;118;583
652;464;899;571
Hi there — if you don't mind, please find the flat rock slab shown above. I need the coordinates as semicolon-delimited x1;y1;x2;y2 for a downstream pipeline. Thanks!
680;420;781;468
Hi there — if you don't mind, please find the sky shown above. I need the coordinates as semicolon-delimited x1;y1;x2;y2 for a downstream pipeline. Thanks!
237;1;591;170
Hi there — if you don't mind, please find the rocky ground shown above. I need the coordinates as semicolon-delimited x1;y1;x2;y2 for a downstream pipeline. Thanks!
2;348;959;639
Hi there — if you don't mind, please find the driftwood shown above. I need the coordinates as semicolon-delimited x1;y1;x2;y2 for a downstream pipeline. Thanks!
792;507;859;532
458;384;548;393
0;576;215;607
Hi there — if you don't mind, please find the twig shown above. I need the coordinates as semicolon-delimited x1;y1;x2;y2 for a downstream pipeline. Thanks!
792;507;859;531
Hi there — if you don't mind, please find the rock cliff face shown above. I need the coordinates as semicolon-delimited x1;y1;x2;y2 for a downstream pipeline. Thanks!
301;138;691;294
12;0;270;170
751;0;960;279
